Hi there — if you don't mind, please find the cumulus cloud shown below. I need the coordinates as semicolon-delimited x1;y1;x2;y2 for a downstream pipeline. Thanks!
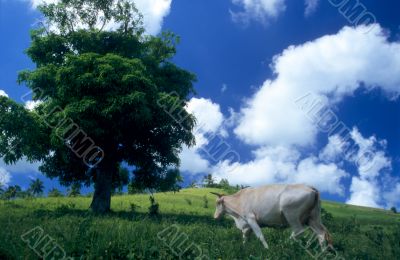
26;0;172;35
230;0;322;24
210;25;400;207
234;25;400;147
179;98;227;175
0;168;11;187
25;100;43;111
345;129;391;208
347;177;381;208
318;128;392;208
319;135;346;163
230;0;286;25
304;0;319;16
0;158;41;176
0;90;8;98
211;146;349;195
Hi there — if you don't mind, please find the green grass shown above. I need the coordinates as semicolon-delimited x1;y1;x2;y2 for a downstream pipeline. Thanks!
1;188;399;259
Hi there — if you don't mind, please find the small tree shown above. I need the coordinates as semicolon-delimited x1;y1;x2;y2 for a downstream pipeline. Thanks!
28;178;44;197
390;207;397;214
112;166;130;195
203;174;215;188
219;179;230;188
148;195;159;216
67;183;81;197
3;185;22;200
48;188;63;197
189;181;197;188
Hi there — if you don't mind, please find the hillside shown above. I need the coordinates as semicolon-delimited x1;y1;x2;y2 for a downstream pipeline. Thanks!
1;188;399;259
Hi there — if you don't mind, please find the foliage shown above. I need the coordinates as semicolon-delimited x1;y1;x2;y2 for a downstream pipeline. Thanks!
28;178;45;197
203;195;209;208
2;185;22;200
48;188;64;197
184;197;192;206
390;206;397;214
67;183;81;197
112;166;130;195
0;0;196;213
129;203;140;213
148;195;159;216
203;174;216;187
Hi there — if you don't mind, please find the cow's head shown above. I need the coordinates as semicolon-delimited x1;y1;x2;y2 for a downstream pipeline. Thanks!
211;192;225;220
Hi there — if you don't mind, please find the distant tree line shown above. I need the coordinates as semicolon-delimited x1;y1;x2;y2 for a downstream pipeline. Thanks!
0;178;83;200
191;174;249;194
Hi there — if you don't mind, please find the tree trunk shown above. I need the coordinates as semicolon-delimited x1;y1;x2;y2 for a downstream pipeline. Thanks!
90;161;115;214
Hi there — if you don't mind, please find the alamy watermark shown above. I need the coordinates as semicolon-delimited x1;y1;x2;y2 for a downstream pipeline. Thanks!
328;0;377;33
21;88;104;168
291;227;344;260
295;92;376;172
21;226;72;260
157;224;209;259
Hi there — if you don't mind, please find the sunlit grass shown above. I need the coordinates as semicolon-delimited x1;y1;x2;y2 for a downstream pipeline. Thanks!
1;188;399;259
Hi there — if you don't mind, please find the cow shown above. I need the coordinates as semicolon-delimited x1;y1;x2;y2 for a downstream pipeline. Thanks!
211;184;332;249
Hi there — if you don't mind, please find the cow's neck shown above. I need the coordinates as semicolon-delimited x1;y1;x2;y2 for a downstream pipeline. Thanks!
223;197;243;220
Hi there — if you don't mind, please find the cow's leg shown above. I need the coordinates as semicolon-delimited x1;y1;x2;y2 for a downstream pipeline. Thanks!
242;227;252;244
282;211;306;239
308;219;332;248
246;216;269;249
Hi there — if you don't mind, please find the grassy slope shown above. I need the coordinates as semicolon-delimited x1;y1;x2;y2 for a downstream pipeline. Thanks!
1;188;399;259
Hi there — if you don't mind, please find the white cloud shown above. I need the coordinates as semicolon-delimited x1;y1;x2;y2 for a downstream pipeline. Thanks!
0;158;41;175
319;135;346;163
230;0;322;24
211;146;349;195
231;0;286;24
0;168;11;187
213;26;399;206
186;98;225;135
221;84;228;93
234;25;400;147
25;100;43;111
134;0;172;35
179;147;209;174
179;98;226;175
26;0;172;35
304;0;319;16
0;90;8;98
347;177;381;208
345;129;391;208
294;157;348;195
319;128;392;208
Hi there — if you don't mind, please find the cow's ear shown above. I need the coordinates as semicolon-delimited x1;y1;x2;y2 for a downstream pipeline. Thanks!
219;197;224;203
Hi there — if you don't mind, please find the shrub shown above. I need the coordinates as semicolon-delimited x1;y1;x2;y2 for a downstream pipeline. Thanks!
148;196;159;216
130;203;140;213
184;197;192;206
203;195;209;208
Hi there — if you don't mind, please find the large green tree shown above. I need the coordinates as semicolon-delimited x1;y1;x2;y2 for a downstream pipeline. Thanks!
0;0;196;213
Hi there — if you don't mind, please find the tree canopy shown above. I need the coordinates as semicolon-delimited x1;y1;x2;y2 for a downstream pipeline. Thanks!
0;0;197;213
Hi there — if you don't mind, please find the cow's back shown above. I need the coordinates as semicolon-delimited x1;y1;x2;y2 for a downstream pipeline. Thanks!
233;184;316;227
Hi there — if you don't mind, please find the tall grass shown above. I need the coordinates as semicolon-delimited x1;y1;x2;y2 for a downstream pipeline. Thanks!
1;188;399;259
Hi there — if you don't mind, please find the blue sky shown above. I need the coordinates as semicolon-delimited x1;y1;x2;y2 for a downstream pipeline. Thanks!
0;0;399;209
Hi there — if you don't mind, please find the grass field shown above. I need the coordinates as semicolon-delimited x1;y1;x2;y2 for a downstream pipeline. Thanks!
1;188;399;259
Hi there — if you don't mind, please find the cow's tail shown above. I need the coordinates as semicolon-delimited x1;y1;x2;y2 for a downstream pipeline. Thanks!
311;188;333;248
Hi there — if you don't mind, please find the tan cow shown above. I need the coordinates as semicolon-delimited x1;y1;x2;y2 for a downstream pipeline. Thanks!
211;184;332;249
